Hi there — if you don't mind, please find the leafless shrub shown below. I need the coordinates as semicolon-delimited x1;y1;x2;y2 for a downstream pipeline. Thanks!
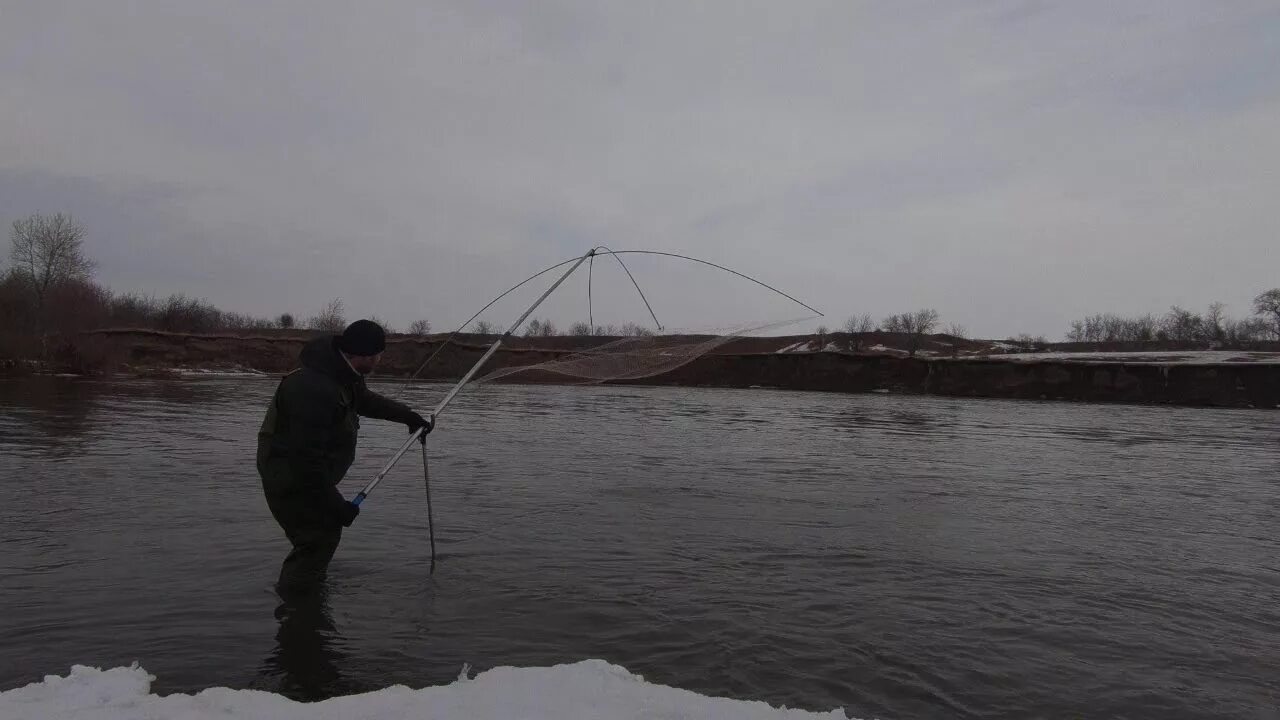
883;309;939;357
524;318;558;337
1255;289;1280;339
308;298;346;332
1066;299;1276;344
843;314;875;334
158;294;223;333
618;322;655;337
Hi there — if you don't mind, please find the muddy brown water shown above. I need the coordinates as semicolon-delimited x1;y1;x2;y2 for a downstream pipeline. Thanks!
2;376;1278;719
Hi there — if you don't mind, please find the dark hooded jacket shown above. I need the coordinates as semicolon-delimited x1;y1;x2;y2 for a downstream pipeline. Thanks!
257;336;418;504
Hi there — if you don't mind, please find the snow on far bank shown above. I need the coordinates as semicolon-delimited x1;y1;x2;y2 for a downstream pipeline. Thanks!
0;661;857;720
777;341;848;354
866;345;908;356
175;367;269;377
775;341;813;353
972;350;1280;365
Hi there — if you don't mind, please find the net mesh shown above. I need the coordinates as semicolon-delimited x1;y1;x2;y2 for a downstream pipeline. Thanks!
403;249;822;390
473;317;809;386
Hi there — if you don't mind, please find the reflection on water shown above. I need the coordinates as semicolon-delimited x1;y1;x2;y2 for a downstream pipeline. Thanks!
260;584;365;702
2;377;1279;720
0;377;224;454
0;377;104;454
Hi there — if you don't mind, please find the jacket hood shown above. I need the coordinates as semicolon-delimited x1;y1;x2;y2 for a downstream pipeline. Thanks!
300;335;361;385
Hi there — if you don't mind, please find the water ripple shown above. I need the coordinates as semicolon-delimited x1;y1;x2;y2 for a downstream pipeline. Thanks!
2;377;1279;718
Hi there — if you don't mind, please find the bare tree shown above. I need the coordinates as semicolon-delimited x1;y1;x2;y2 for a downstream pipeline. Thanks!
569;321;592;336
815;324;829;337
593;323;618;336
889;308;939;357
524;317;558;337
1126;315;1158;342
944;323;967;357
1160;306;1203;342
9;213;95;308
109;292;160;328
1225;317;1271;343
307;298;346;332
408;319;432;336
1008;333;1047;347
1066;313;1159;343
1255;289;1280;338
277;313;296;329
844;314;875;334
1203;302;1226;343
1065;301;1280;345
473;320;496;335
158;294;223;333
618;321;655;337
843;313;875;350
223;312;273;331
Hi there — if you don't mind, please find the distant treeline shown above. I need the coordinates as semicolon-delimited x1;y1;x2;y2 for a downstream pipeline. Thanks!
0;214;683;354
0;214;436;349
3;212;1278;363
0;275;279;335
1065;298;1279;344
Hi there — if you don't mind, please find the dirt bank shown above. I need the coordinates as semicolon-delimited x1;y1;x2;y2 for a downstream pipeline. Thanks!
5;329;1278;408
634;352;1279;408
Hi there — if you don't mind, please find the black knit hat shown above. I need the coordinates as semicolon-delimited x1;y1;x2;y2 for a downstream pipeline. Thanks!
339;319;386;356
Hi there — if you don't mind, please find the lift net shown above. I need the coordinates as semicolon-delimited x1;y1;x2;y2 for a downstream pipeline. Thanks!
473;317;811;386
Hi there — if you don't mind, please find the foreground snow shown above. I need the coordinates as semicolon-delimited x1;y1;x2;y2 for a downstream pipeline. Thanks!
0;660;857;720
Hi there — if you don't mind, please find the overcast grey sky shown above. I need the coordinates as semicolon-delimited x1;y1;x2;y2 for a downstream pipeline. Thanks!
2;1;1277;338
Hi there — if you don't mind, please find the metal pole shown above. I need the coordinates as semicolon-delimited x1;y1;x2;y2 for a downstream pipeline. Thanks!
423;439;436;572
351;248;596;506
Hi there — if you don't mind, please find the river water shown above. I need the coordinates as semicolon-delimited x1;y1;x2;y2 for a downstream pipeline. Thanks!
1;376;1278;719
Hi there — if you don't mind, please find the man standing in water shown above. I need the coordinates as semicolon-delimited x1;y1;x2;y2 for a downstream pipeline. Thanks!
257;319;432;589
